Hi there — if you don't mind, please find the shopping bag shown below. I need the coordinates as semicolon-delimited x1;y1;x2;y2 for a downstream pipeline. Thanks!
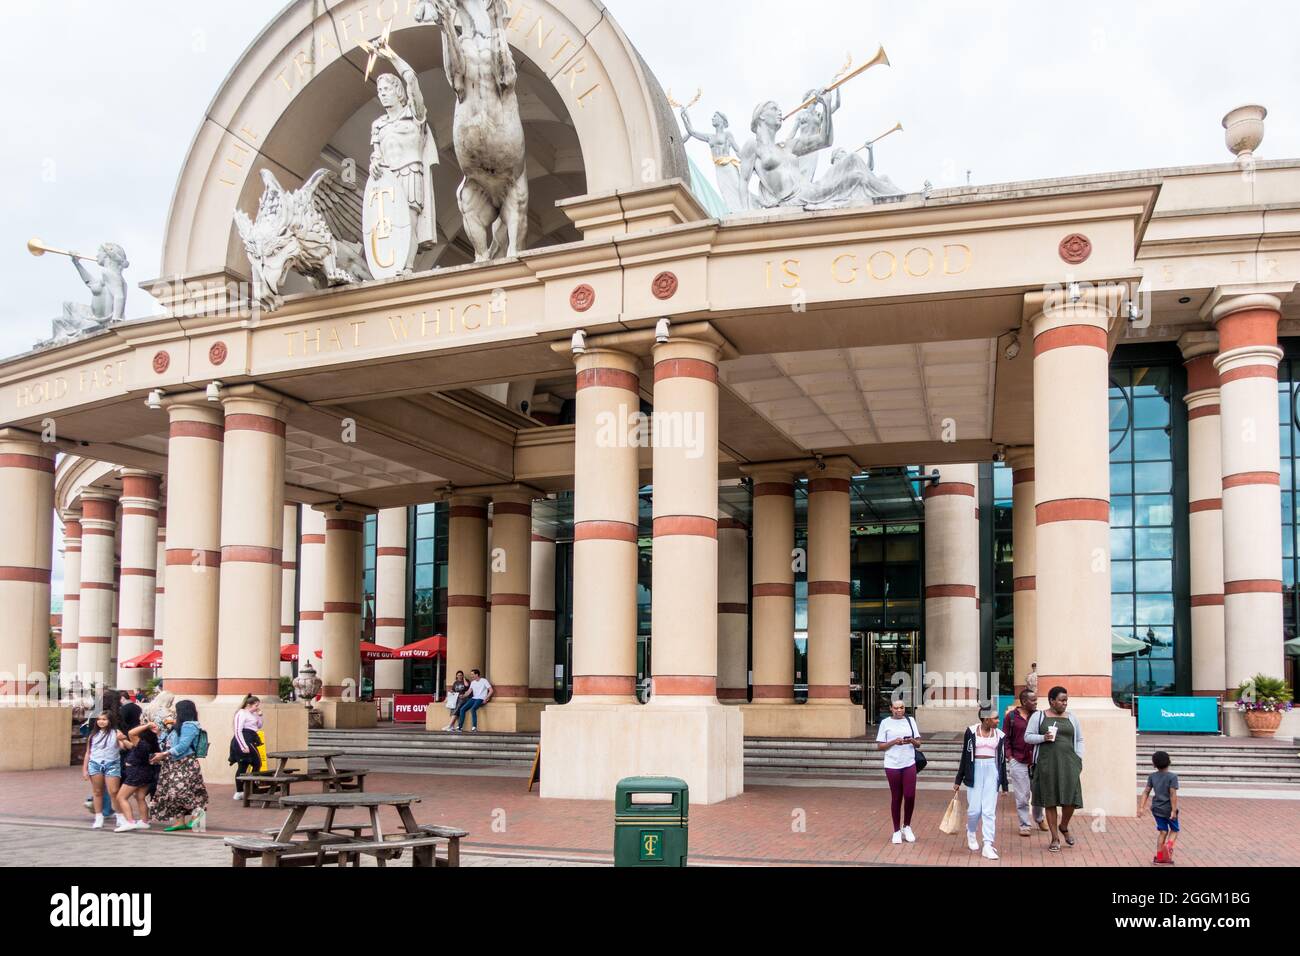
255;729;268;774
938;794;963;835
445;691;460;711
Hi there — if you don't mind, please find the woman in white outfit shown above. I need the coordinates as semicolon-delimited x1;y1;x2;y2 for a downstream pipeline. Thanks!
953;702;1009;860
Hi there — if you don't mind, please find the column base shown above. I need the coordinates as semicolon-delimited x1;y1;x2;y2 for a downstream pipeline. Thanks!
0;704;72;771
1220;703;1300;739
474;701;546;733
540;700;744;804
317;699;377;730
195;699;308;785
739;701;866;738
1071;697;1137;818
915;703;981;733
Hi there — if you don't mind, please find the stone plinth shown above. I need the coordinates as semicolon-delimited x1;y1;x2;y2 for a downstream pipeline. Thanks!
316;699;377;731
739;702;867;739
0;705;72;771
1073;699;1137;818
475;701;546;733
195;699;308;784
915;703;981;733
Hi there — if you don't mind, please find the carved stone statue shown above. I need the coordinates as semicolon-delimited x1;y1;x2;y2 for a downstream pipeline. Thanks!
792;87;841;183
680;108;750;213
234;168;373;313
366;45;439;278
740;93;904;210
36;243;129;348
416;0;528;262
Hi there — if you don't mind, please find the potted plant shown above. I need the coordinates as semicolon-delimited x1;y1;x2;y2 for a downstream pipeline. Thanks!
1232;674;1294;737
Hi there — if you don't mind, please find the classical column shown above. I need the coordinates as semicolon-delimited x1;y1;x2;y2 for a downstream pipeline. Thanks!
1180;332;1227;696
805;459;857;714
110;506;121;675
153;508;166;652
161;399;223;698
569;348;641;703
528;517;557;702
1031;288;1134;816
316;504;374;728
749;467;796;705
215;392;287;700
922;464;981;723
0;432;56;698
1212;292;1291;712
1007;450;1037;695
373;507;408;698
479;490;538;730
279;504;299;680
717;512;749;702
116;470;161;691
650;338;721;701
78;491;119;694
446;494;489;688
298;507;327;670
59;510;83;689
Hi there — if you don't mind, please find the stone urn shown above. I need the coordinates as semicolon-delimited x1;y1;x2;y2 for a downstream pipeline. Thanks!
1242;708;1283;738
1222;105;1266;163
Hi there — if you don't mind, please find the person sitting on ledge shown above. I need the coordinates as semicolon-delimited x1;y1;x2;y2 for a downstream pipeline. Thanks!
456;669;494;733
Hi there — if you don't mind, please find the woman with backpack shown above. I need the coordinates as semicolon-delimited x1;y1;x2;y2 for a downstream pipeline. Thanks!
875;696;924;845
953;702;1009;860
148;698;209;832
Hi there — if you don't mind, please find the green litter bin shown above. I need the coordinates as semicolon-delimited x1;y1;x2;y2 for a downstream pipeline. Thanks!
614;776;689;867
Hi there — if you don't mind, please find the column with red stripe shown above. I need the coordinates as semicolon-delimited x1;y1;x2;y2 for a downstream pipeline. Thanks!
319;505;368;701
116;469;162;692
1179;332;1227;696
528;517;558;701
373;507;408;698
59;509;84;688
748;466;796;704
650;338;721;700
297;507;327;669
0;431;56;697
153;507;166;652
922;464;980;708
1007;449;1037;695
216;390;288;699
1212;291;1287;688
806;459;857;706
571;348;641;702
161;398;223;698
717;513;750;702
447;493;489;690
488;490;534;703
78;490;120;693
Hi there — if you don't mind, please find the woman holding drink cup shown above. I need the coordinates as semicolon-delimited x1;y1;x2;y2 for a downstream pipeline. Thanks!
1024;686;1084;852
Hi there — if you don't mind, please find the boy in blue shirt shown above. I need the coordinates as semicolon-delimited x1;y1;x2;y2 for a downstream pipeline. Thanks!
1139;750;1179;864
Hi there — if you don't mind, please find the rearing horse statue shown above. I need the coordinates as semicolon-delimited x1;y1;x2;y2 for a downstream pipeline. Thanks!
417;0;529;262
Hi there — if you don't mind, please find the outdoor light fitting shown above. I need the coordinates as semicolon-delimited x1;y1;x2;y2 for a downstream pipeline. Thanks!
206;381;223;402
1004;332;1021;361
655;318;671;344
571;330;587;355
1067;281;1082;303
145;389;164;410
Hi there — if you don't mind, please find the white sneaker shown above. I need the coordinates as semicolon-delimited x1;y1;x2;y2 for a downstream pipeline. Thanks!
902;826;916;843
133;821;150;830
966;830;980;852
114;821;136;833
233;791;244;800
192;809;207;834
891;830;902;844
91;814;104;829
982;843;999;860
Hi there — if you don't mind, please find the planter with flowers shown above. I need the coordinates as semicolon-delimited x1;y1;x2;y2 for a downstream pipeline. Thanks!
1232;674;1294;737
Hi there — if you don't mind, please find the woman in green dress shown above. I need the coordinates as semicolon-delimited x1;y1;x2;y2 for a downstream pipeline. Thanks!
1025;686;1084;852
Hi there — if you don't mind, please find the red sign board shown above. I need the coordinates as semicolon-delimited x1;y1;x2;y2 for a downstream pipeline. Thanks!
393;694;435;723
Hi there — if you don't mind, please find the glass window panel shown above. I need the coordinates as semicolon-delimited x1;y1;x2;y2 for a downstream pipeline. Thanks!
1111;560;1133;593
1134;461;1172;494
1134;495;1173;527
1283;424;1293;456
1110;368;1132;388
993;466;1012;500
885;533;920;562
1112;593;1135;626
855;534;884;563
1111;659;1135;704
1110;462;1132;494
416;513;436;538
1110;430;1131;462
1284;494;1295;531
364;517;377;547
857;563;885;598
1135;560;1172;592
1110;496;1133;528
1110;528;1133;560
1136;593;1174;626
885;564;920;599
1286;560;1296;588
993;505;1012;533
1281;389;1293;425
1131;366;1169;396
414;564;434;590
1134;658;1175;697
1133;395;1170;428
1133;428;1171;462
1284;525;1295;559
1108;398;1130;431
1144;627;1175;658
416;538;435;564
1135;528;1173;559
1282;458;1294;493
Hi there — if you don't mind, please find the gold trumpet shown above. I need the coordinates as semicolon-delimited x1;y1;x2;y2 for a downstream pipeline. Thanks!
783;44;890;120
857;122;904;151
28;237;96;263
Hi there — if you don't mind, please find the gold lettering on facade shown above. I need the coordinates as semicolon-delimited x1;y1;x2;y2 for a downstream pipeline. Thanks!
903;247;933;278
550;37;573;62
831;253;857;284
462;303;483;330
525;16;554;49
17;360;128;409
562;59;587;91
781;259;801;289
942;244;972;276
867;251;896;281
350;320;367;347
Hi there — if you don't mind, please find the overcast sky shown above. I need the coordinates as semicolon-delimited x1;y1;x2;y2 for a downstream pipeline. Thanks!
5;0;1297;598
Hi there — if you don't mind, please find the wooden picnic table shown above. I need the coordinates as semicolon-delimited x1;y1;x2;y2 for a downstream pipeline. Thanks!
237;750;368;807
265;749;347;775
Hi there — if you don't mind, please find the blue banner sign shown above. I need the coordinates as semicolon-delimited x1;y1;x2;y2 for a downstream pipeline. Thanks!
1136;696;1221;733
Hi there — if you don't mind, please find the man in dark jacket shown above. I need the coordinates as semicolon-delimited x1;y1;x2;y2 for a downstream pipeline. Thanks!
954;702;1008;859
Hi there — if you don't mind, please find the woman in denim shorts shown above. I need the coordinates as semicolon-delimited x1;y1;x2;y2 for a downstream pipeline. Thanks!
83;711;126;830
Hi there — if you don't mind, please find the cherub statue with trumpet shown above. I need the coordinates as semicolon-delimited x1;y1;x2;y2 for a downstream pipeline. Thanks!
28;238;129;348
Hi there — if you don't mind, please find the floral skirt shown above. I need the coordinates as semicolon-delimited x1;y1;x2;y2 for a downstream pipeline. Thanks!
148;756;209;820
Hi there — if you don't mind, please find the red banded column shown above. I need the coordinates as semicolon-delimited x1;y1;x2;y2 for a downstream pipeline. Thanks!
1007;450;1037;694
923;465;980;703
279;505;298;680
153;508;166;652
650;339;721;700
78;491;119;693
297;507;326;669
215;393;287;698
806;460;854;702
750;468;795;703
161;399;223;697
0;432;56;698
317;506;366;700
1031;296;1114;698
59;510;83;688
488;492;533;702
717;512;749;702
1213;294;1285;688
116;470;161;691
571;348;641;702
373;507;408;698
1180;332;1227;696
528;518;557;701
446;494;489;688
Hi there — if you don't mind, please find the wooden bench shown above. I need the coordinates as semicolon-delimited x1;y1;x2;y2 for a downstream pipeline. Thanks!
226;835;353;868
259;823;369;840
417;824;469;867
237;769;369;807
334;834;455;868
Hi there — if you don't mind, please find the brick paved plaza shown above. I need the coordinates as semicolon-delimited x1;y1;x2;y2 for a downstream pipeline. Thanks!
2;767;1297;867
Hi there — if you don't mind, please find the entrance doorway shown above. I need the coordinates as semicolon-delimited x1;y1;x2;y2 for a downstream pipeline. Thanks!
861;630;919;721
